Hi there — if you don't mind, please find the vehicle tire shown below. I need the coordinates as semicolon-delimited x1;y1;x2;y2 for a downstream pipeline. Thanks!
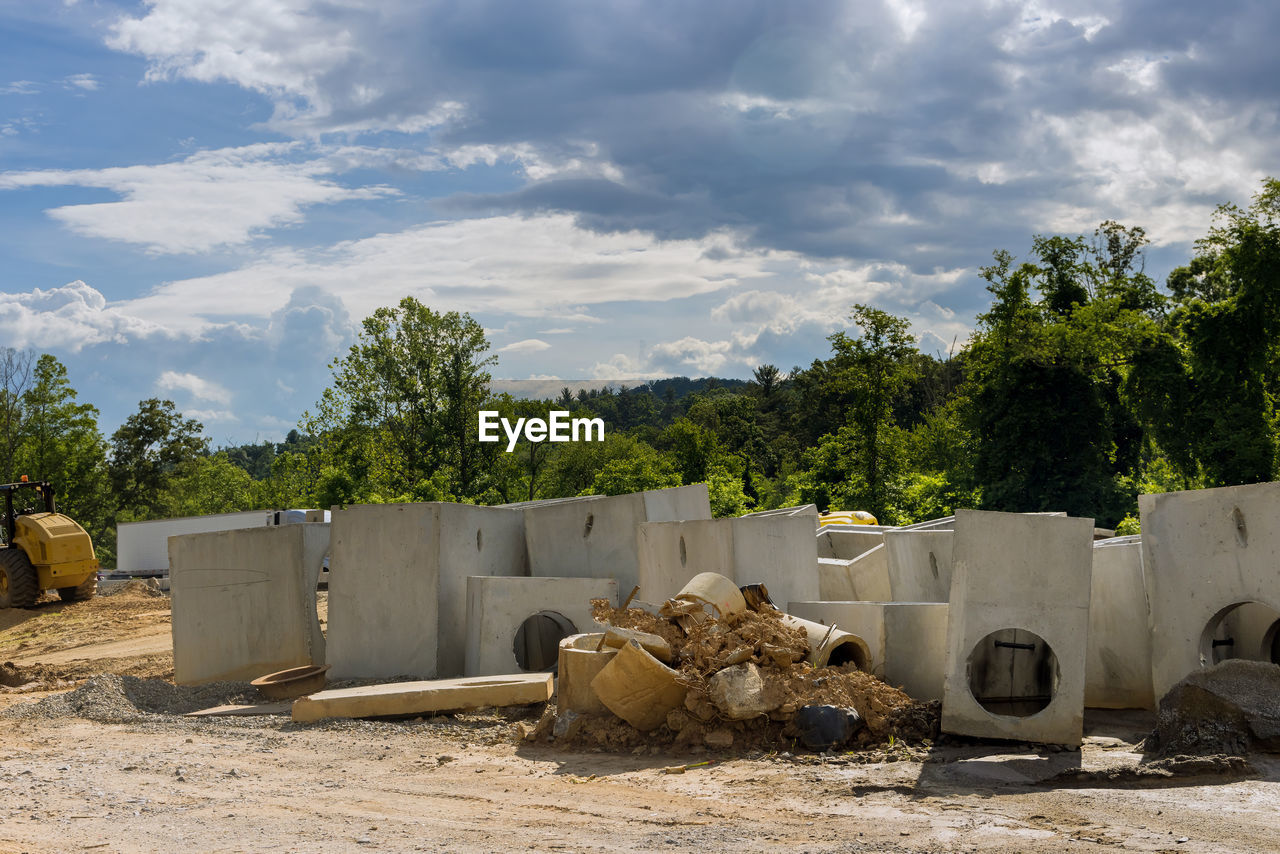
57;573;98;602
0;547;40;609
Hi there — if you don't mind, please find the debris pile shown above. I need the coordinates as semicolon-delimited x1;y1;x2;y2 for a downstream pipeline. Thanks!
1144;660;1280;757
527;573;938;753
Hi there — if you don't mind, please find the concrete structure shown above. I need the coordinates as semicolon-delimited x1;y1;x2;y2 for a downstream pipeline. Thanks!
1086;536;1155;709
900;516;956;531
118;510;270;576
292;673;555;722
788;601;949;701
1214;602;1280;665
1140;481;1280;699
847;543;892;602
817;558;857;601
884;529;954;603
523;485;710;594
464;576;617;677
557;633;616;715
169;524;328;685
326;502;528;681
941;509;1095;745
746;504;819;518
636;514;818;605
815;527;889;560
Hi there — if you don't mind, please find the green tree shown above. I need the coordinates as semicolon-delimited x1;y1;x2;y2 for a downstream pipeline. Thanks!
0;347;34;484
162;452;257;517
110;399;208;520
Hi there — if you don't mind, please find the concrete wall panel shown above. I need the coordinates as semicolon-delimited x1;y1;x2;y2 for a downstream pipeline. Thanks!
464;576;617;676
1140;481;1280;699
885;529;954;603
815;529;887;560
1086;537;1155;709
637;519;733;602
169;524;327;685
942;509;1094;745
848;543;892;602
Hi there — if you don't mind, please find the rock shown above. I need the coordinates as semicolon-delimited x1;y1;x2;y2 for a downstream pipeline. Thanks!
787;705;865;751
704;728;735;749
708;663;782;720
1146;660;1280;757
552;710;583;740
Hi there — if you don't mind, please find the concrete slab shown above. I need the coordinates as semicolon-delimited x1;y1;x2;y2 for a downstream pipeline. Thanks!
326;503;440;680
185;702;293;717
169;524;328;686
1140;481;1280;699
788;601;949;701
942;509;1094;745
464;576;617;676
1086;537;1155;709
884;529;954;602
292;673;554;722
636;514;818;605
523;485;711;594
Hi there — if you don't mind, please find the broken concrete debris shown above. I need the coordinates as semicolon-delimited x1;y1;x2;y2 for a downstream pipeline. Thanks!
291;673;555;722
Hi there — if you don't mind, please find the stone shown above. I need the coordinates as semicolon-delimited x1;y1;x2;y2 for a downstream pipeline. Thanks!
707;662;780;720
291;673;554;722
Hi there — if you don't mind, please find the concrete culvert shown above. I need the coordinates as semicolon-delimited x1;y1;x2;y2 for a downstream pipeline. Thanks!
1203;601;1280;666
513;611;577;672
967;628;1058;717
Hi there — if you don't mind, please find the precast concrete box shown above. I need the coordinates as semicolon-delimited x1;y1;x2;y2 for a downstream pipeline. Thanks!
326;502;528;680
464;576;617;676
815;528;887;560
636;514;818;605
523;485;710;593
1140;481;1280;699
884;529;954;602
169;524;328;685
817;557;857;601
941;509;1095;745
1086;536;1155;709
846;542;892;602
789;601;949;701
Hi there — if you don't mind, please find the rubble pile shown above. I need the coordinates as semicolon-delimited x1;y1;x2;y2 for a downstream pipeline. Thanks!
1145;660;1280;757
527;573;939;754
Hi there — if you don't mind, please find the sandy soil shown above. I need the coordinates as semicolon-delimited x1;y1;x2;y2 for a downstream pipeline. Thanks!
2;590;1279;854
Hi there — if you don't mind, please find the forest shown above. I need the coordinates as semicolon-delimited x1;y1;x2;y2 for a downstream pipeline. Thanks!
2;179;1277;568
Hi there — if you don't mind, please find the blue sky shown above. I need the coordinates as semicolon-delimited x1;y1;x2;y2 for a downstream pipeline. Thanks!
1;1;1276;446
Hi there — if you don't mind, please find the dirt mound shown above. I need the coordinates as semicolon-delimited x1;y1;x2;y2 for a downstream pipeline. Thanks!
1145;660;1280;757
0;660;76;692
102;579;168;598
1;673;256;723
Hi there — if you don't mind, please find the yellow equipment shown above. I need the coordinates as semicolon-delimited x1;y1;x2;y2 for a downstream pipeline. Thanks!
0;479;98;609
818;509;878;527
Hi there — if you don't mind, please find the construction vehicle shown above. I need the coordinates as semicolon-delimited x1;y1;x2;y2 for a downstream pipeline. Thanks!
818;510;878;527
0;478;99;609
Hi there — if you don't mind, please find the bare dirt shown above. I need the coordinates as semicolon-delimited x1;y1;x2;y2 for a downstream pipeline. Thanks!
3;592;1280;853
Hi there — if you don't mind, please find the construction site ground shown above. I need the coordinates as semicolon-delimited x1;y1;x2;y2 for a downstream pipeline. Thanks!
3;586;1279;853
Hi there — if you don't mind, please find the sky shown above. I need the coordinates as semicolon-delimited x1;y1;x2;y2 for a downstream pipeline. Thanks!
1;0;1276;446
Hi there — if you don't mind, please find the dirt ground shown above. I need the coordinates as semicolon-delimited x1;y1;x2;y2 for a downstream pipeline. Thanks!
3;590;1279;853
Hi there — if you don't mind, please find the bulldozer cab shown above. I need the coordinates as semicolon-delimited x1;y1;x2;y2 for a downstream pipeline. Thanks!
1;478;58;545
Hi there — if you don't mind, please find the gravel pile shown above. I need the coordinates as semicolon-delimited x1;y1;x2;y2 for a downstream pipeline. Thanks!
1146;660;1280;757
1;674;256;723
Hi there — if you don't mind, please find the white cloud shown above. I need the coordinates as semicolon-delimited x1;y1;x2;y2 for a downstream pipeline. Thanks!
0;81;39;95
115;214;789;329
0;143;398;254
0;280;164;351
156;370;232;404
64;73;99;91
497;339;552;355
184;408;238;423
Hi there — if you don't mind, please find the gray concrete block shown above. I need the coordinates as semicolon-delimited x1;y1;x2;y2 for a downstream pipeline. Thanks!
1140;481;1280;700
942;509;1094;745
815;528;887;560
789;601;949;701
636;514;818;605
847;542;891;602
1086;536;1155;709
464;576;618;676
169;524;327;685
885;529;954;602
523;485;710;594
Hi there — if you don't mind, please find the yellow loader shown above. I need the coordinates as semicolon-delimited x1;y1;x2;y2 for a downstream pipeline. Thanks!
0;478;99;609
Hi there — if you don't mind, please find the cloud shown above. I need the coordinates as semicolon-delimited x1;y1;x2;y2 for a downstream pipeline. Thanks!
0;280;164;351
497;338;552;355
64;73;99;91
1;81;40;95
0;143;398;254
156;370;232;405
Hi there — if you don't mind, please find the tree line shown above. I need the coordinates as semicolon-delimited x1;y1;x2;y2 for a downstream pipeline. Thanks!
2;179;1277;566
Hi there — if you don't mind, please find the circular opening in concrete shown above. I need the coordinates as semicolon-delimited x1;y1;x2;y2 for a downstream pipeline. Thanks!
679;536;687;567
583;513;594;538
967;628;1058;718
513;610;578;672
825;637;869;672
476;528;483;551
1201;601;1280;665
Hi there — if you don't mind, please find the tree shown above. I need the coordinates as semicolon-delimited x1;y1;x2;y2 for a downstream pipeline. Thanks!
163;452;257;518
305;297;494;502
0;347;34;483
110;399;208;520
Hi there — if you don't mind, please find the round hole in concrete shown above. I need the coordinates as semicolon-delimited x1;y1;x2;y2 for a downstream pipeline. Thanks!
476;528;483;551
1200;601;1280;665
966;628;1058;718
583;513;594;538
679;536;687;567
825;637;870;672
513;610;578;672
